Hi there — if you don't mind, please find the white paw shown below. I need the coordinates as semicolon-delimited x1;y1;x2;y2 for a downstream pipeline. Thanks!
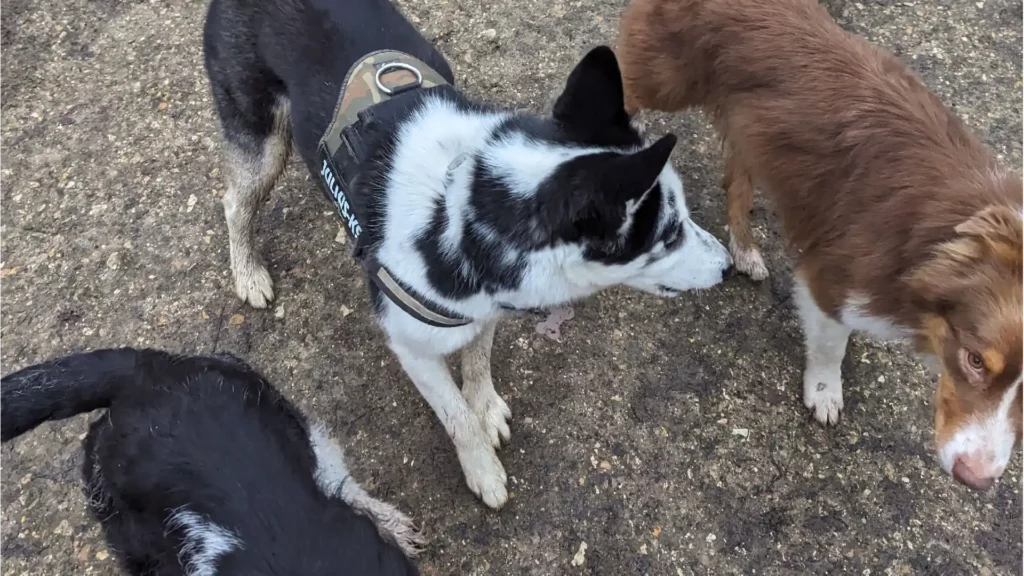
470;390;512;449
459;447;508;510
732;246;769;281
358;499;428;557
233;262;274;308
804;374;844;426
727;231;769;281
631;115;651;139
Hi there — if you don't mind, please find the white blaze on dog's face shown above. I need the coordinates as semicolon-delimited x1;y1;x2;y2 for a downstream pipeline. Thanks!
908;205;1023;490
936;370;1022;490
927;294;1021;491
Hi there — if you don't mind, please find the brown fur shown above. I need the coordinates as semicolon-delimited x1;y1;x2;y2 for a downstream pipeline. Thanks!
618;0;1023;473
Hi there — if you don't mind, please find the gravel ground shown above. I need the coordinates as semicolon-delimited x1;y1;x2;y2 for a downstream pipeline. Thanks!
1;0;1021;574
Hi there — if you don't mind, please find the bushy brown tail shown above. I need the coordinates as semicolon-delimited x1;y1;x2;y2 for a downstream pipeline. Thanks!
616;0;715;114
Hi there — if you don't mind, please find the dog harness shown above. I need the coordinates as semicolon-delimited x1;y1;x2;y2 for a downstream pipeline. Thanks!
317;51;473;328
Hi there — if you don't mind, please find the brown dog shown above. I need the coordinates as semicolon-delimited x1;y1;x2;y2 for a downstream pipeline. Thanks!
617;0;1022;490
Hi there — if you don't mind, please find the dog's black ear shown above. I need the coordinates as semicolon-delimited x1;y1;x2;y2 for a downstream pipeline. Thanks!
554;46;629;129
602;134;677;201
564;135;677;241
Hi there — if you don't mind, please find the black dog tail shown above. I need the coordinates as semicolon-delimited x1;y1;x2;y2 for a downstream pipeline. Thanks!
1;348;154;442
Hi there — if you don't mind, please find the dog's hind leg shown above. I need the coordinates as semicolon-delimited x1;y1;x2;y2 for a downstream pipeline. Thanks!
461;320;512;448
216;98;291;308
723;145;769;280
390;341;509;509
204;5;291;308
307;423;426;556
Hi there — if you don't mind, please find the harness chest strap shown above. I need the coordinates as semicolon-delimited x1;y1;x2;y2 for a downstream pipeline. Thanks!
316;50;472;328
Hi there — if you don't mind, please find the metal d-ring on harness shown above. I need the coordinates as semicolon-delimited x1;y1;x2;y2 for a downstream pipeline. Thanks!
374;62;422;94
315;50;473;328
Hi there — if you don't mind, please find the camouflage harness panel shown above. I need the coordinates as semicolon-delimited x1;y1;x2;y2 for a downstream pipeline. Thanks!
316;51;472;328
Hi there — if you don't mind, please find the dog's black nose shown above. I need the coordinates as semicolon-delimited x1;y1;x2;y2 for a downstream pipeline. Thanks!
722;263;737;280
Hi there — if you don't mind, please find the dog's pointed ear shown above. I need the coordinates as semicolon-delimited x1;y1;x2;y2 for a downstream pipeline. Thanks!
905;205;1022;310
554;46;630;129
566;135;677;241
603;134;677;201
953;205;1023;267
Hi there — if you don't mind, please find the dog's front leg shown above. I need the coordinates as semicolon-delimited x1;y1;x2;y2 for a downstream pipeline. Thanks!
390;342;509;509
793;276;851;426
461;319;512;448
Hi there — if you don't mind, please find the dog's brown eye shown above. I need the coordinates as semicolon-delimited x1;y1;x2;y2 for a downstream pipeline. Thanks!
959;348;987;381
958;348;988;385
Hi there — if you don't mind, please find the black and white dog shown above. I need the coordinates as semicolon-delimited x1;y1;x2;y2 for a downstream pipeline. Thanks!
1;349;423;575
204;0;732;509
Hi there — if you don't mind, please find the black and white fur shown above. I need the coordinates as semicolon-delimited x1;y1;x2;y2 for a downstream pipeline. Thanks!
1;349;423;575
204;0;732;509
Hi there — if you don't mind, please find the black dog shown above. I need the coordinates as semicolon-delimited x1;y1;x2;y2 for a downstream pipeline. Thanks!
1;349;423;575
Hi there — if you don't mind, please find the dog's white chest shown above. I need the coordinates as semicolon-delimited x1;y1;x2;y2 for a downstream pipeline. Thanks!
839;295;911;342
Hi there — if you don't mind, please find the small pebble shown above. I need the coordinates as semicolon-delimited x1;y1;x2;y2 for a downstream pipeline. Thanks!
76;545;92;563
570;541;587;566
53;519;71;536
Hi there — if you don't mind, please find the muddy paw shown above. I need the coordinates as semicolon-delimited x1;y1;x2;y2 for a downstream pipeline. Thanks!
460;447;508;510
361;500;428;557
233;261;274;308
804;376;844;426
731;246;769;281
470;390;512;449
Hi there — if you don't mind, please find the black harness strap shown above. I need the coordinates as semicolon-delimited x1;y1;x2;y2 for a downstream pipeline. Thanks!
316;51;473;328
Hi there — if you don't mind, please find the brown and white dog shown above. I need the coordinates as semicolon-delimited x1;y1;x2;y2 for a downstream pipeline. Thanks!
617;0;1023;490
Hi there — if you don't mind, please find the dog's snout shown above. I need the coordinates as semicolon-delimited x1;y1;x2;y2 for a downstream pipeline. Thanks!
952;457;998;491
721;263;737;281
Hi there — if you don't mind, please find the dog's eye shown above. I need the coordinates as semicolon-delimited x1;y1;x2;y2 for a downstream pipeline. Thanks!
959;348;987;384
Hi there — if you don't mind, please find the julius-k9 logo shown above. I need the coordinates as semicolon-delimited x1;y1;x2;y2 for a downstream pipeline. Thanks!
320;159;362;239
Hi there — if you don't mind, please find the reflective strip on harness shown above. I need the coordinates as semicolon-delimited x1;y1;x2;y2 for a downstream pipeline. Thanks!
317;50;472;328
